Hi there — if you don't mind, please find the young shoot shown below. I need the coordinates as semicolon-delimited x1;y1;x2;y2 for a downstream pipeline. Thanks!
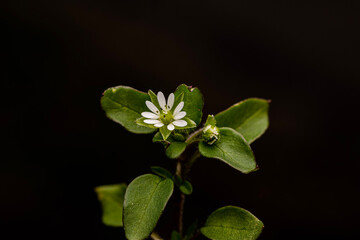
96;84;270;240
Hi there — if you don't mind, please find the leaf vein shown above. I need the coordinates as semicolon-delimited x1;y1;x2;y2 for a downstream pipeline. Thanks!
136;179;162;227
105;96;142;115
235;106;266;131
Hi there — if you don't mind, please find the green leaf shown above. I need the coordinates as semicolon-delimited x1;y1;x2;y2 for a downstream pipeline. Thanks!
171;231;182;240
95;183;127;227
174;84;204;126
153;133;187;157
165;141;187;159
151;166;173;179
101;86;156;134
215;98;269;143
173;92;185;109
148;90;162;110
173;175;183;187
159;125;172;140
152;132;165;143
198;127;257;173
124;174;174;240
205;114;216;126
201;206;264;240
202;115;220;145
179;180;193;195
152;132;170;149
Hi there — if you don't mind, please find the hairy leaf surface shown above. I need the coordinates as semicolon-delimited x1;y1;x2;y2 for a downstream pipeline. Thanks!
201;206;263;240
124;174;174;240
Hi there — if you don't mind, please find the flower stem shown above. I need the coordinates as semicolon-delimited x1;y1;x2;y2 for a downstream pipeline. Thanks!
184;150;201;176
185;127;204;145
176;128;203;237
176;159;185;236
176;149;201;237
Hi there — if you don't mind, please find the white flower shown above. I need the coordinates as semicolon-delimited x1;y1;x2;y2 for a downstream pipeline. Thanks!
141;91;188;131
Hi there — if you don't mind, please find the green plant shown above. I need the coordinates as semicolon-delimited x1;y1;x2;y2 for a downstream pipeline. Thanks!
95;84;270;240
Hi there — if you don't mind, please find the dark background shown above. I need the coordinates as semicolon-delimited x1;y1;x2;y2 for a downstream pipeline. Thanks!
2;0;360;239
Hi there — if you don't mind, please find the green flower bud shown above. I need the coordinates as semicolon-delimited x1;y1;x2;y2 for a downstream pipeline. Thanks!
202;124;220;145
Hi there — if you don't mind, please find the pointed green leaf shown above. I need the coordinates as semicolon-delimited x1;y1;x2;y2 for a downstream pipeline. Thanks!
179;180;193;195
95;183;127;227
165;141;187;159
202;115;220;145
101;86;156;134
201;206;264;240
152;132;165;143
148;89;165;111
151;166;173;179
159;125;172;140
198;127;257;173
171;231;182;240
215;98;269;143
173;92;185;110
205;114;216;126
152;132;170;149
124;174;174;240
174;84;204;126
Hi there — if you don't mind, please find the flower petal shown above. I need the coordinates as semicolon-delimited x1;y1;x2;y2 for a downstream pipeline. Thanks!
167;93;174;110
144;119;161;124
146;101;160;114
173;101;184;115
173;111;186;120
141;112;159;119
172;120;187;127
157;91;166;110
154;123;164;127
167;123;175;131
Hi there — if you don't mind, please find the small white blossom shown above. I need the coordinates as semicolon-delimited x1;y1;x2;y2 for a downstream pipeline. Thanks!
141;91;188;131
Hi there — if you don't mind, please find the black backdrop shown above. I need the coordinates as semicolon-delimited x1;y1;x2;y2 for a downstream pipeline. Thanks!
2;1;360;239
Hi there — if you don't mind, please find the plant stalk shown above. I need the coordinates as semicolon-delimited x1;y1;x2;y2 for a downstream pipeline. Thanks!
176;159;185;236
176;128;203;237
150;232;164;240
185;127;204;144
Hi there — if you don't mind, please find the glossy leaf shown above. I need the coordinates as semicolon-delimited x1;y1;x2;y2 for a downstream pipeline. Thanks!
201;206;263;240
165;141;187;159
101;86;156;134
179;180;193;195
148;90;162;110
199;127;257;173
174;84;204;126
152;132;166;143
95;183;127;227
151;166;173;179
215;98;269;143
159;125;172;140
124;174;174;240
